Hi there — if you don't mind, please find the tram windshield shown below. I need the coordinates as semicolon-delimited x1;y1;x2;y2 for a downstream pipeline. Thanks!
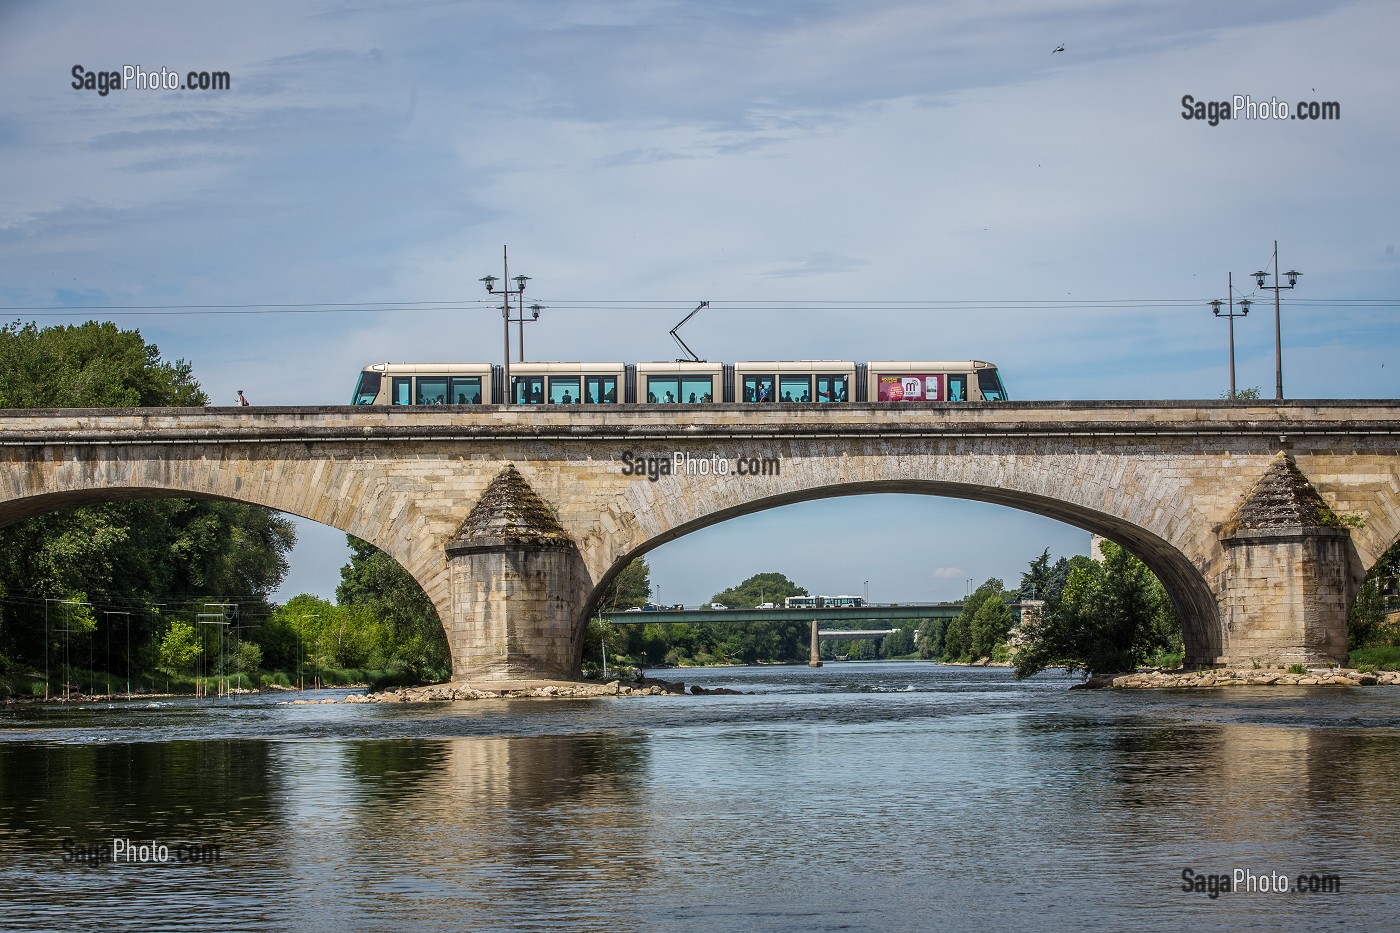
977;369;1008;401
352;371;381;405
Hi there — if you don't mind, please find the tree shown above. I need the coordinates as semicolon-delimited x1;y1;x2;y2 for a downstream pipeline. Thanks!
335;537;449;680
1019;549;1073;608
943;617;971;662
0;322;295;681
970;593;1014;660
1014;541;1180;678
0;321;204;408
158;621;202;676
597;558;652;612
710;572;807;609
1351;538;1400;649
917;617;946;659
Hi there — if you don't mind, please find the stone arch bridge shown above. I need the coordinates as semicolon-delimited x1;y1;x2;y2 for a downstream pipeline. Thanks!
2;401;1398;680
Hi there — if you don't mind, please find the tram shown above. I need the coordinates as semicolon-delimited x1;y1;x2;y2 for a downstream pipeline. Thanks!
351;360;1007;405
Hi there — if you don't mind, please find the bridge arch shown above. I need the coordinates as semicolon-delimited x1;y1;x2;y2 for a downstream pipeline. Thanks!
0;479;453;633
581;477;1223;664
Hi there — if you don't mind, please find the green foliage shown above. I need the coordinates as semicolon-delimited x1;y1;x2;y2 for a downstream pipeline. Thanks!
1350;539;1400;650
1219;386;1262;401
1014;541;1181;678
335;536;450;681
1286;663;1308;675
942;616;971;662
1349;646;1400;671
597;558;652;612
916;617;946;659
710;572;807;609
0;320;205;408
0;321;295;685
232;640;263;674
158;622;202;675
970;586;1014;659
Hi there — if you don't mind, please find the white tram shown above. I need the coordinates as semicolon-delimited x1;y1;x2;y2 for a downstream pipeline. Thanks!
350;360;1007;406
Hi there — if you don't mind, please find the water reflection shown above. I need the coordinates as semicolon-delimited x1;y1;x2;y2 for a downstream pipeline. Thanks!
1;667;1399;931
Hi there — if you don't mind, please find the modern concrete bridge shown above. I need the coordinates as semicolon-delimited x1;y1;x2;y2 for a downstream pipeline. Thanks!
2;400;1398;680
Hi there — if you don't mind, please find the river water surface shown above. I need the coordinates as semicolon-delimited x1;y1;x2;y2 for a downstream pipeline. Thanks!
2;662;1397;931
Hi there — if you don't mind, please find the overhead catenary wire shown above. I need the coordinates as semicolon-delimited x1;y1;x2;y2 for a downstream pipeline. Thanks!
0;297;1396;316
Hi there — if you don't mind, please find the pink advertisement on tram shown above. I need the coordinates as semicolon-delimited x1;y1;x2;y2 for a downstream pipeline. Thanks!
877;374;944;401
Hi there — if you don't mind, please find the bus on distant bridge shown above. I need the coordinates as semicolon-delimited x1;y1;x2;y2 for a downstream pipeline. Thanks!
785;595;865;609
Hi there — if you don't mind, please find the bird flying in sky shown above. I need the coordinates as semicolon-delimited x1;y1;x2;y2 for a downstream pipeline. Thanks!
1053;44;1065;53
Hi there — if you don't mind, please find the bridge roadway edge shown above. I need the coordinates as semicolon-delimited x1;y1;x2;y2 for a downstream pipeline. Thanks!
1;400;1398;678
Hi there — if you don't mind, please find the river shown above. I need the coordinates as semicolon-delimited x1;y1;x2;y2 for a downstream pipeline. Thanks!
1;662;1397;931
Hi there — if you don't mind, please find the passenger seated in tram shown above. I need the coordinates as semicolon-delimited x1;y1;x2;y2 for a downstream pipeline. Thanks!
562;391;573;404
688;392;697;404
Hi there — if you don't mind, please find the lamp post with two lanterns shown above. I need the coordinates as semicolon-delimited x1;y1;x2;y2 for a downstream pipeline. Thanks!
479;246;544;402
1210;272;1252;401
1251;241;1302;400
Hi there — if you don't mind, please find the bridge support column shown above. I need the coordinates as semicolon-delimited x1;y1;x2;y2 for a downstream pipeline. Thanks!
444;466;587;681
1216;454;1358;668
809;620;822;668
1220;526;1355;667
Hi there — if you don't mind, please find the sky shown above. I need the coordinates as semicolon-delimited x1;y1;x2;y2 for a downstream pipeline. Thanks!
2;1;1397;607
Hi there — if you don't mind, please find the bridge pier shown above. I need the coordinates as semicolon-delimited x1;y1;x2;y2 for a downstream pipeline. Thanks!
445;466;588;681
809;620;822;667
1216;455;1359;668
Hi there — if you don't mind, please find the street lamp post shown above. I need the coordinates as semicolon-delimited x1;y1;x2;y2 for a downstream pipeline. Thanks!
1252;241;1302;400
516;303;544;362
864;580;869;605
480;247;536;401
1210;272;1252;401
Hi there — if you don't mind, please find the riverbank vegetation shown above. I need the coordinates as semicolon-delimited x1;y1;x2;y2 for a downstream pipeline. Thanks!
0;321;450;699
1349;538;1400;670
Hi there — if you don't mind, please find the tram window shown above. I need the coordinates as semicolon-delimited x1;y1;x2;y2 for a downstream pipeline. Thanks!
415;377;449;405
352;371;381;405
448;376;482;405
391;376;413;405
814;374;848;403
512;375;545;404
779;375;812;403
548;377;581;404
977;369;1007;402
948;375;967;402
646;376;679;404
681;376;712;404
585;375;617;404
742;375;776;403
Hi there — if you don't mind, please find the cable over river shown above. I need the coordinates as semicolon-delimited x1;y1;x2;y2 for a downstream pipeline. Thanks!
2;663;1397;931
